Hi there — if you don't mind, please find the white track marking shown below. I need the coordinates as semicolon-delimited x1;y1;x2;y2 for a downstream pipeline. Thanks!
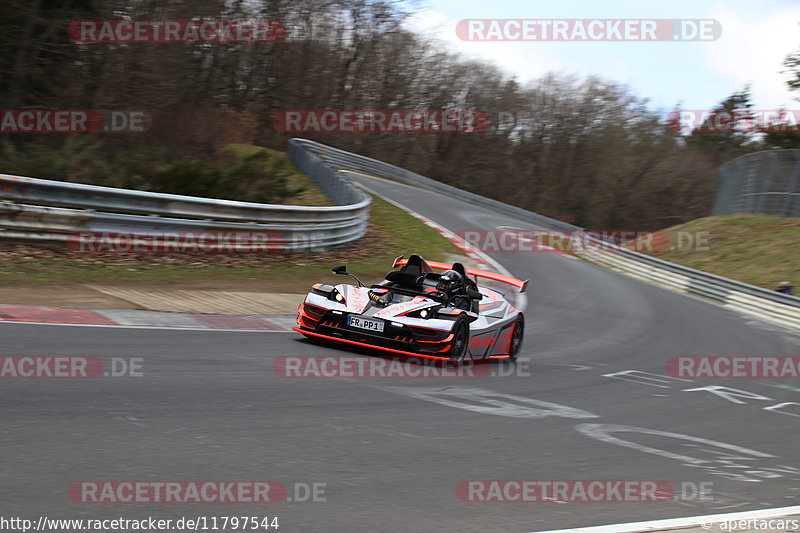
0;320;294;332
385;386;599;419
528;505;800;533
575;423;775;466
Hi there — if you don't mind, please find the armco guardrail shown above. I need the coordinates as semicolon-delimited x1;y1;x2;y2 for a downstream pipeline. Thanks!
578;241;800;330
294;138;800;331
0;146;371;251
292;138;580;232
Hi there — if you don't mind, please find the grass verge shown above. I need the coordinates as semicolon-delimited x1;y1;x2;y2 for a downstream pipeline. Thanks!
631;214;799;291
223;144;331;206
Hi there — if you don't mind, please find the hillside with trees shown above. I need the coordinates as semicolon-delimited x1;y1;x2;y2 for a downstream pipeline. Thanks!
2;0;799;229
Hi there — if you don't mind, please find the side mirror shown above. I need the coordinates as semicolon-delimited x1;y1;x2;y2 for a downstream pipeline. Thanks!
331;264;365;287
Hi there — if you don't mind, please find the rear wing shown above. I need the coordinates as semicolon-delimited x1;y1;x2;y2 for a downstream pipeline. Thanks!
392;257;528;293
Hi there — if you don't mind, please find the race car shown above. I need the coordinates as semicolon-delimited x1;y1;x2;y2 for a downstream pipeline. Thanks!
293;254;526;361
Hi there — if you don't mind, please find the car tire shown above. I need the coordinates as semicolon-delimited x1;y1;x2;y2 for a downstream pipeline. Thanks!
448;318;469;361
508;315;525;361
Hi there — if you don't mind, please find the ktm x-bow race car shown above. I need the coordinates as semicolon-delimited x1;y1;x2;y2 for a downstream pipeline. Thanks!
293;254;526;361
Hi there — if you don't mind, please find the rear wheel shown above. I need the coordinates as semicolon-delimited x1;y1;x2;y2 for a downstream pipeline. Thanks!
447;319;469;361
508;315;525;361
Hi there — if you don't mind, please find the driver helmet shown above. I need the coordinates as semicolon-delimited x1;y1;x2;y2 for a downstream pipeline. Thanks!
437;269;463;292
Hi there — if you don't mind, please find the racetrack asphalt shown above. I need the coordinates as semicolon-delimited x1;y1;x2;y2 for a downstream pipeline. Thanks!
1;174;799;533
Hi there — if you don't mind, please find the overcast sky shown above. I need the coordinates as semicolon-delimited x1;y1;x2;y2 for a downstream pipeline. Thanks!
404;0;800;113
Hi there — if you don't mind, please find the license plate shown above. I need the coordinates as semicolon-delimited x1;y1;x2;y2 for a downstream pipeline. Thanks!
347;316;384;333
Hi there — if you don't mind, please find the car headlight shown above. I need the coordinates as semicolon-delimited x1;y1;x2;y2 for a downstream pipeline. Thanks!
330;288;345;304
406;306;438;319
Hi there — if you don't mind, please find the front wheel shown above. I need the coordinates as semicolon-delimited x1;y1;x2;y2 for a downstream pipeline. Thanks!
508;315;525;361
447;318;469;361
